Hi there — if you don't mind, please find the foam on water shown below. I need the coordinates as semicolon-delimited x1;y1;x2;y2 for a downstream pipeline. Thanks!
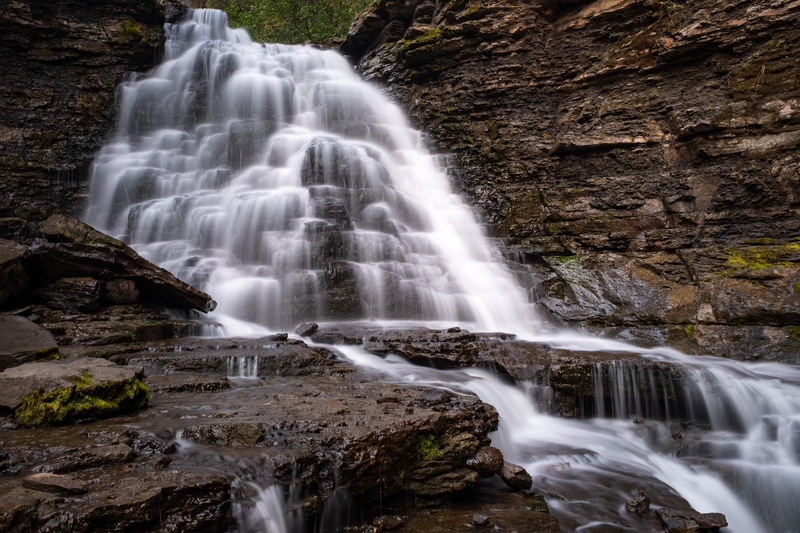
85;9;800;532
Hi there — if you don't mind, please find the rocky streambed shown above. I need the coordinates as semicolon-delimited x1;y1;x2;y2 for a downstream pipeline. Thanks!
0;317;735;533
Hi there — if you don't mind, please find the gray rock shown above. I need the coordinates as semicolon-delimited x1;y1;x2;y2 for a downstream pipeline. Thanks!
295;322;320;336
499;462;533;491
23;473;87;494
0;315;58;372
625;488;650;514
0;358;143;410
471;514;490;526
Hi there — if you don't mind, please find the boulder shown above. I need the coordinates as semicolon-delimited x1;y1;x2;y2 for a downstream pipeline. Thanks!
466;446;504;477
499;462;533;491
0;239;28;306
295;322;319;336
0;315;58;371
0;358;148;427
26;215;215;313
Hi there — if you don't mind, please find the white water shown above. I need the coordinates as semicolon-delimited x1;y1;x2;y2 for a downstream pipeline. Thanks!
84;9;800;533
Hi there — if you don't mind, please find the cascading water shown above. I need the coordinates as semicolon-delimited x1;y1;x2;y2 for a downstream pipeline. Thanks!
83;9;800;533
85;8;536;334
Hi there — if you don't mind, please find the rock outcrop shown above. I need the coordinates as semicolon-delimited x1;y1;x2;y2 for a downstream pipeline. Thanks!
0;0;167;218
342;0;800;361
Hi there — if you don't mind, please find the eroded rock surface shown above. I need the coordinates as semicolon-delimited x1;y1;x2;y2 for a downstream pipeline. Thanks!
0;315;58;371
342;0;800;362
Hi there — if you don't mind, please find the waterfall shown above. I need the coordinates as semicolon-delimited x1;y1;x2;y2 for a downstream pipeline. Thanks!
84;9;800;533
85;8;537;335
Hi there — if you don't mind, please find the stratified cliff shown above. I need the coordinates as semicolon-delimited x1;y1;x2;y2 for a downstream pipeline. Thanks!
0;0;168;220
342;0;800;361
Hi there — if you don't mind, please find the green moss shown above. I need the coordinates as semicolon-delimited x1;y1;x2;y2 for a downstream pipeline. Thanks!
417;434;443;460
793;283;800;292
85;350;115;359
30;347;59;362
522;492;550;513
742;238;777;245
38;48;53;57
684;324;693;335
787;326;800;340
724;242;800;271
38;131;58;148
14;377;149;428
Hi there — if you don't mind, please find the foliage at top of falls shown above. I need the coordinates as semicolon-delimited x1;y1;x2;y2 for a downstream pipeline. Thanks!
200;0;372;44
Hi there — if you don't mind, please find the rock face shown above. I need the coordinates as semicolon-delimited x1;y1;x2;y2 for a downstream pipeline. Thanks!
342;0;800;361
0;0;167;218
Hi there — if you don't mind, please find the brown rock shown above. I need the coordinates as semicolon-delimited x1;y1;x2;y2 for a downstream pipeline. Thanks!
499;462;532;490
0;238;28;305
102;279;139;304
466;446;504;477
27;215;215;313
22;473;87;494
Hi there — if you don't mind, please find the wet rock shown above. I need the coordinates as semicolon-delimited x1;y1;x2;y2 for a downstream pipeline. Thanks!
625;488;650;515
0;238;28;306
126;341;347;378
145;374;230;393
33;276;102;311
499;462;532;491
0;358;147;427
35;444;136;474
102;279;139;304
389;477;560;533
0;315;58;371
22;473;87;494
655;508;728;533
183;422;265;447
373;515;404;530
471;514;490;526
27;215;215;313
465;446;504;478
295;322;319;336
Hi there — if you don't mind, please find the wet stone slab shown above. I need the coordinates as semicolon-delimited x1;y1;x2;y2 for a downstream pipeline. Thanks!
0;372;507;531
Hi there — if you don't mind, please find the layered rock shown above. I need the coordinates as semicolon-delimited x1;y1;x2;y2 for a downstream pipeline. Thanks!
342;0;800;361
0;0;168;218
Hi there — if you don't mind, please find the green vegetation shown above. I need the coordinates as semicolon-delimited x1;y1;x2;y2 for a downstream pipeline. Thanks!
30;347;59;362
417;434;443;460
204;0;372;44
684;324;693;335
15;377;149;428
724;242;800;271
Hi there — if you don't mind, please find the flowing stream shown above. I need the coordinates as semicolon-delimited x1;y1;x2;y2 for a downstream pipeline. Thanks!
85;9;800;532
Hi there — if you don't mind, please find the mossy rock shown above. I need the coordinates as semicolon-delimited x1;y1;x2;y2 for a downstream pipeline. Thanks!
15;376;149;428
0;358;148;426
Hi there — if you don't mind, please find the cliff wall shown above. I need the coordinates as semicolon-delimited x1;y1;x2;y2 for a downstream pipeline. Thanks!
0;0;167;220
342;0;800;361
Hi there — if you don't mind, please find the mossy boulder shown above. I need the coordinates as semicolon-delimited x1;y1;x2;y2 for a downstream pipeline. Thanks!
0;358;148;427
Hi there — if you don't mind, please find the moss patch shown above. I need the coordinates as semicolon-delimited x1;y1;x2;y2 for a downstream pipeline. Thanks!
15;377;149;428
417;434;443;460
29;346;59;362
722;242;800;272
